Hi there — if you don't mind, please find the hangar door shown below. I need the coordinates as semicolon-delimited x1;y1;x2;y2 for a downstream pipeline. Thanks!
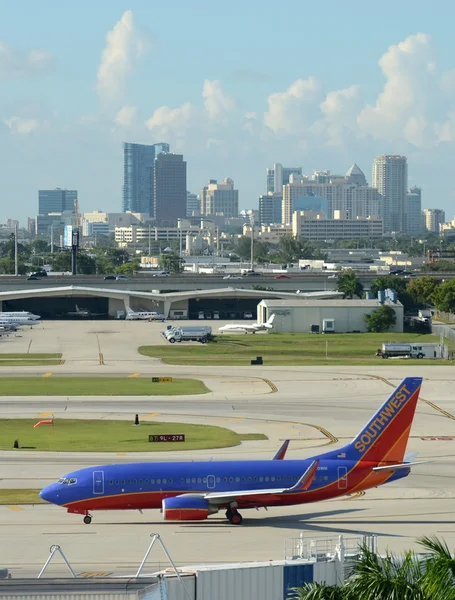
3;297;110;319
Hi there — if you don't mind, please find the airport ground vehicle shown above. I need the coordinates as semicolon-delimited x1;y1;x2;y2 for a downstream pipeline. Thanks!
164;325;212;344
378;343;441;359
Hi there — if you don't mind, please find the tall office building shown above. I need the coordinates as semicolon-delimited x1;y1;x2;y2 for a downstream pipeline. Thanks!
282;175;381;225
38;189;77;215
424;208;445;233
186;192;200;217
258;193;282;224
372;155;408;233
200;178;239;218
266;163;302;194
153;153;187;225
122;142;170;214
404;187;423;234
345;163;367;186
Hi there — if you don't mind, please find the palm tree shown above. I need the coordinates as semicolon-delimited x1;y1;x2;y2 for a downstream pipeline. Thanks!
418;536;455;600
336;270;364;299
288;582;349;599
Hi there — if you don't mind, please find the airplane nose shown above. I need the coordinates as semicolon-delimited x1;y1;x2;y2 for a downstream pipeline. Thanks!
40;485;58;504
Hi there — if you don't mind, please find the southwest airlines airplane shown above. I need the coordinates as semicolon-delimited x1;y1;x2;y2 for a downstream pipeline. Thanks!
40;377;423;525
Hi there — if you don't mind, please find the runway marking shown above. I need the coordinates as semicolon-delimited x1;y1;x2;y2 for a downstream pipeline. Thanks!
42;372;52;378
116;453;127;456
143;413;159;418
262;378;278;393
369;374;455;421
39;411;53;417
129;372;141;378
7;506;23;511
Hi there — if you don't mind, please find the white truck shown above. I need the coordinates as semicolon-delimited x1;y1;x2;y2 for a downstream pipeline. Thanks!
164;326;212;344
379;343;441;359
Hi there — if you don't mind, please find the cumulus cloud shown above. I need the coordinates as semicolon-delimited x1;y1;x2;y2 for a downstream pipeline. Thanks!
0;42;54;79
3;116;40;134
114;105;137;127
357;33;443;146
264;77;323;134
145;102;197;140
202;80;234;120
96;10;146;105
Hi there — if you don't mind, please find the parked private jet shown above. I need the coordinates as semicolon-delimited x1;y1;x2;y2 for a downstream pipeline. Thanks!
39;377;424;525
125;307;166;321
67;305;107;318
218;314;275;334
0;311;40;321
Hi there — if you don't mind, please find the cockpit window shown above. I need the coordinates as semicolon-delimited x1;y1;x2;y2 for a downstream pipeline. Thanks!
57;477;77;485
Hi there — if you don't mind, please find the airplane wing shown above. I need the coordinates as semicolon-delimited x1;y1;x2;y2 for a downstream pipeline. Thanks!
372;460;428;473
273;439;290;460
201;460;319;503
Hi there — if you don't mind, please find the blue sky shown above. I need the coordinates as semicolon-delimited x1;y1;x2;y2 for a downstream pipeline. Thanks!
1;0;455;223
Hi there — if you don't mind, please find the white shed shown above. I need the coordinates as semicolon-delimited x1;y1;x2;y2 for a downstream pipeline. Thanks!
258;299;403;333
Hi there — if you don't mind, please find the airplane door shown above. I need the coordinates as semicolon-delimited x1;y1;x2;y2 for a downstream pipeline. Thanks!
338;466;348;490
207;475;216;489
93;470;104;495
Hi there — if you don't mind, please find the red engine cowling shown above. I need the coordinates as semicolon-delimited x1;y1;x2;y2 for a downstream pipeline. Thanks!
162;496;218;521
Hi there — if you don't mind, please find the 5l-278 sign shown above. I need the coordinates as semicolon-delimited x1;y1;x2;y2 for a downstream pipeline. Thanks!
149;434;185;442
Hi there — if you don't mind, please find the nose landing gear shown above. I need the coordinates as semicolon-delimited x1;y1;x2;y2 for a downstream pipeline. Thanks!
83;514;92;525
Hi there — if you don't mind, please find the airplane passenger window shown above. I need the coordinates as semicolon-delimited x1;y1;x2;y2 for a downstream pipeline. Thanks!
127;480;131;485
253;477;257;482
191;478;196;483
259;477;264;482
122;480;125;484
265;477;269;482
235;477;240;482
151;479;155;484
271;477;275;482
203;478;207;483
133;480;137;484
229;477;233;482
169;478;173;484
163;478;167;484
157;479;161;484
223;477;228;482
216;477;221;483
109;480;113;485
197;478;201;483
180;478;185;483
115;480;119;485
247;477;252;482
185;478;190;483
277;477;281;481
145;479;149;484
139;480;143;484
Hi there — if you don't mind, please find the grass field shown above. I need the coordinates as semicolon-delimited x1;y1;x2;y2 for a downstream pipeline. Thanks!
139;333;453;366
1;419;266;452
0;353;63;367
0;489;44;505
0;377;209;396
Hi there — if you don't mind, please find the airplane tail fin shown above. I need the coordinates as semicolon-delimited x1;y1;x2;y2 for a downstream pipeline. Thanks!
265;314;275;328
126;307;133;314
337;377;422;464
75;305;80;312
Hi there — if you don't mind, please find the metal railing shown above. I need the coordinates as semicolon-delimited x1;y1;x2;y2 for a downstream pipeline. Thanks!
285;533;377;562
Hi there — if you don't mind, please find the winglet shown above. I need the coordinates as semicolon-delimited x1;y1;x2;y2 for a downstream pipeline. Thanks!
287;460;319;492
273;440;290;460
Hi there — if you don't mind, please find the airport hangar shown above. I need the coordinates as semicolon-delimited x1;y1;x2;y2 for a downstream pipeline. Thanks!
257;298;404;333
0;285;343;320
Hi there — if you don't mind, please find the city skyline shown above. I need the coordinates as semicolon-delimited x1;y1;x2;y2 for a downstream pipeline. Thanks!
1;2;455;222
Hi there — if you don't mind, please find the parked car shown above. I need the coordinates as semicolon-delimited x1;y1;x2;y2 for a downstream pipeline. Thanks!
245;271;261;276
116;275;129;280
328;274;338;279
104;275;116;280
198;311;204;319
29;270;47;277
151;271;171;277
274;275;291;279
27;276;39;280
243;311;253;319
223;275;243;280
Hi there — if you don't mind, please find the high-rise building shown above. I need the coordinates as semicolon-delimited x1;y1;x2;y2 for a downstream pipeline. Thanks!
345;163;367;187
38;189;77;215
372;155;408;233
282;174;381;224
122;142;170;214
186;192;200;217
258;193;282;224
200;178;239;218
424;208;446;233
404;187;423;234
153;153;187;225
266;163;302;194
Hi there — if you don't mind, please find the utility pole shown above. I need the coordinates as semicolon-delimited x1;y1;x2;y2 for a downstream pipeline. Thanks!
14;222;18;276
50;222;54;256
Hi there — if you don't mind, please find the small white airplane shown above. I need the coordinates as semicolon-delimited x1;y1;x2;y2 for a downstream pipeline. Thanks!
0;311;41;321
125;307;166;321
218;314;275;334
0;314;40;325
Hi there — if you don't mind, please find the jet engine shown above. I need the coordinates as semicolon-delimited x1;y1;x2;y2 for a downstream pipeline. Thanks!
162;496;219;521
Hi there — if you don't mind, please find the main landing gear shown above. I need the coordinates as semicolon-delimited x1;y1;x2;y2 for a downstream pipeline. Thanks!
83;514;92;525
226;507;243;525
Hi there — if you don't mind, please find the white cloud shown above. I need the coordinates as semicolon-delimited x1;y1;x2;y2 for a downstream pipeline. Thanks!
114;105;137;127
3;116;40;134
96;10;146;105
0;42;54;79
357;33;442;146
202;80;234;120
264;77;322;134
145;102;197;140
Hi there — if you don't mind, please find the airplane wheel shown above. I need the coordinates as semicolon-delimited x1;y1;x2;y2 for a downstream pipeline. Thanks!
229;511;243;525
83;515;92;525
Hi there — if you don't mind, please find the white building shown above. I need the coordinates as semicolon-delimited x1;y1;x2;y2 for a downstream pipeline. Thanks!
404;187;423;234
200;178;239;218
258;299;403;333
82;211;148;235
292;211;383;241
372;155;408;233
266;163;303;193
424;208;446;233
186;191;200;217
